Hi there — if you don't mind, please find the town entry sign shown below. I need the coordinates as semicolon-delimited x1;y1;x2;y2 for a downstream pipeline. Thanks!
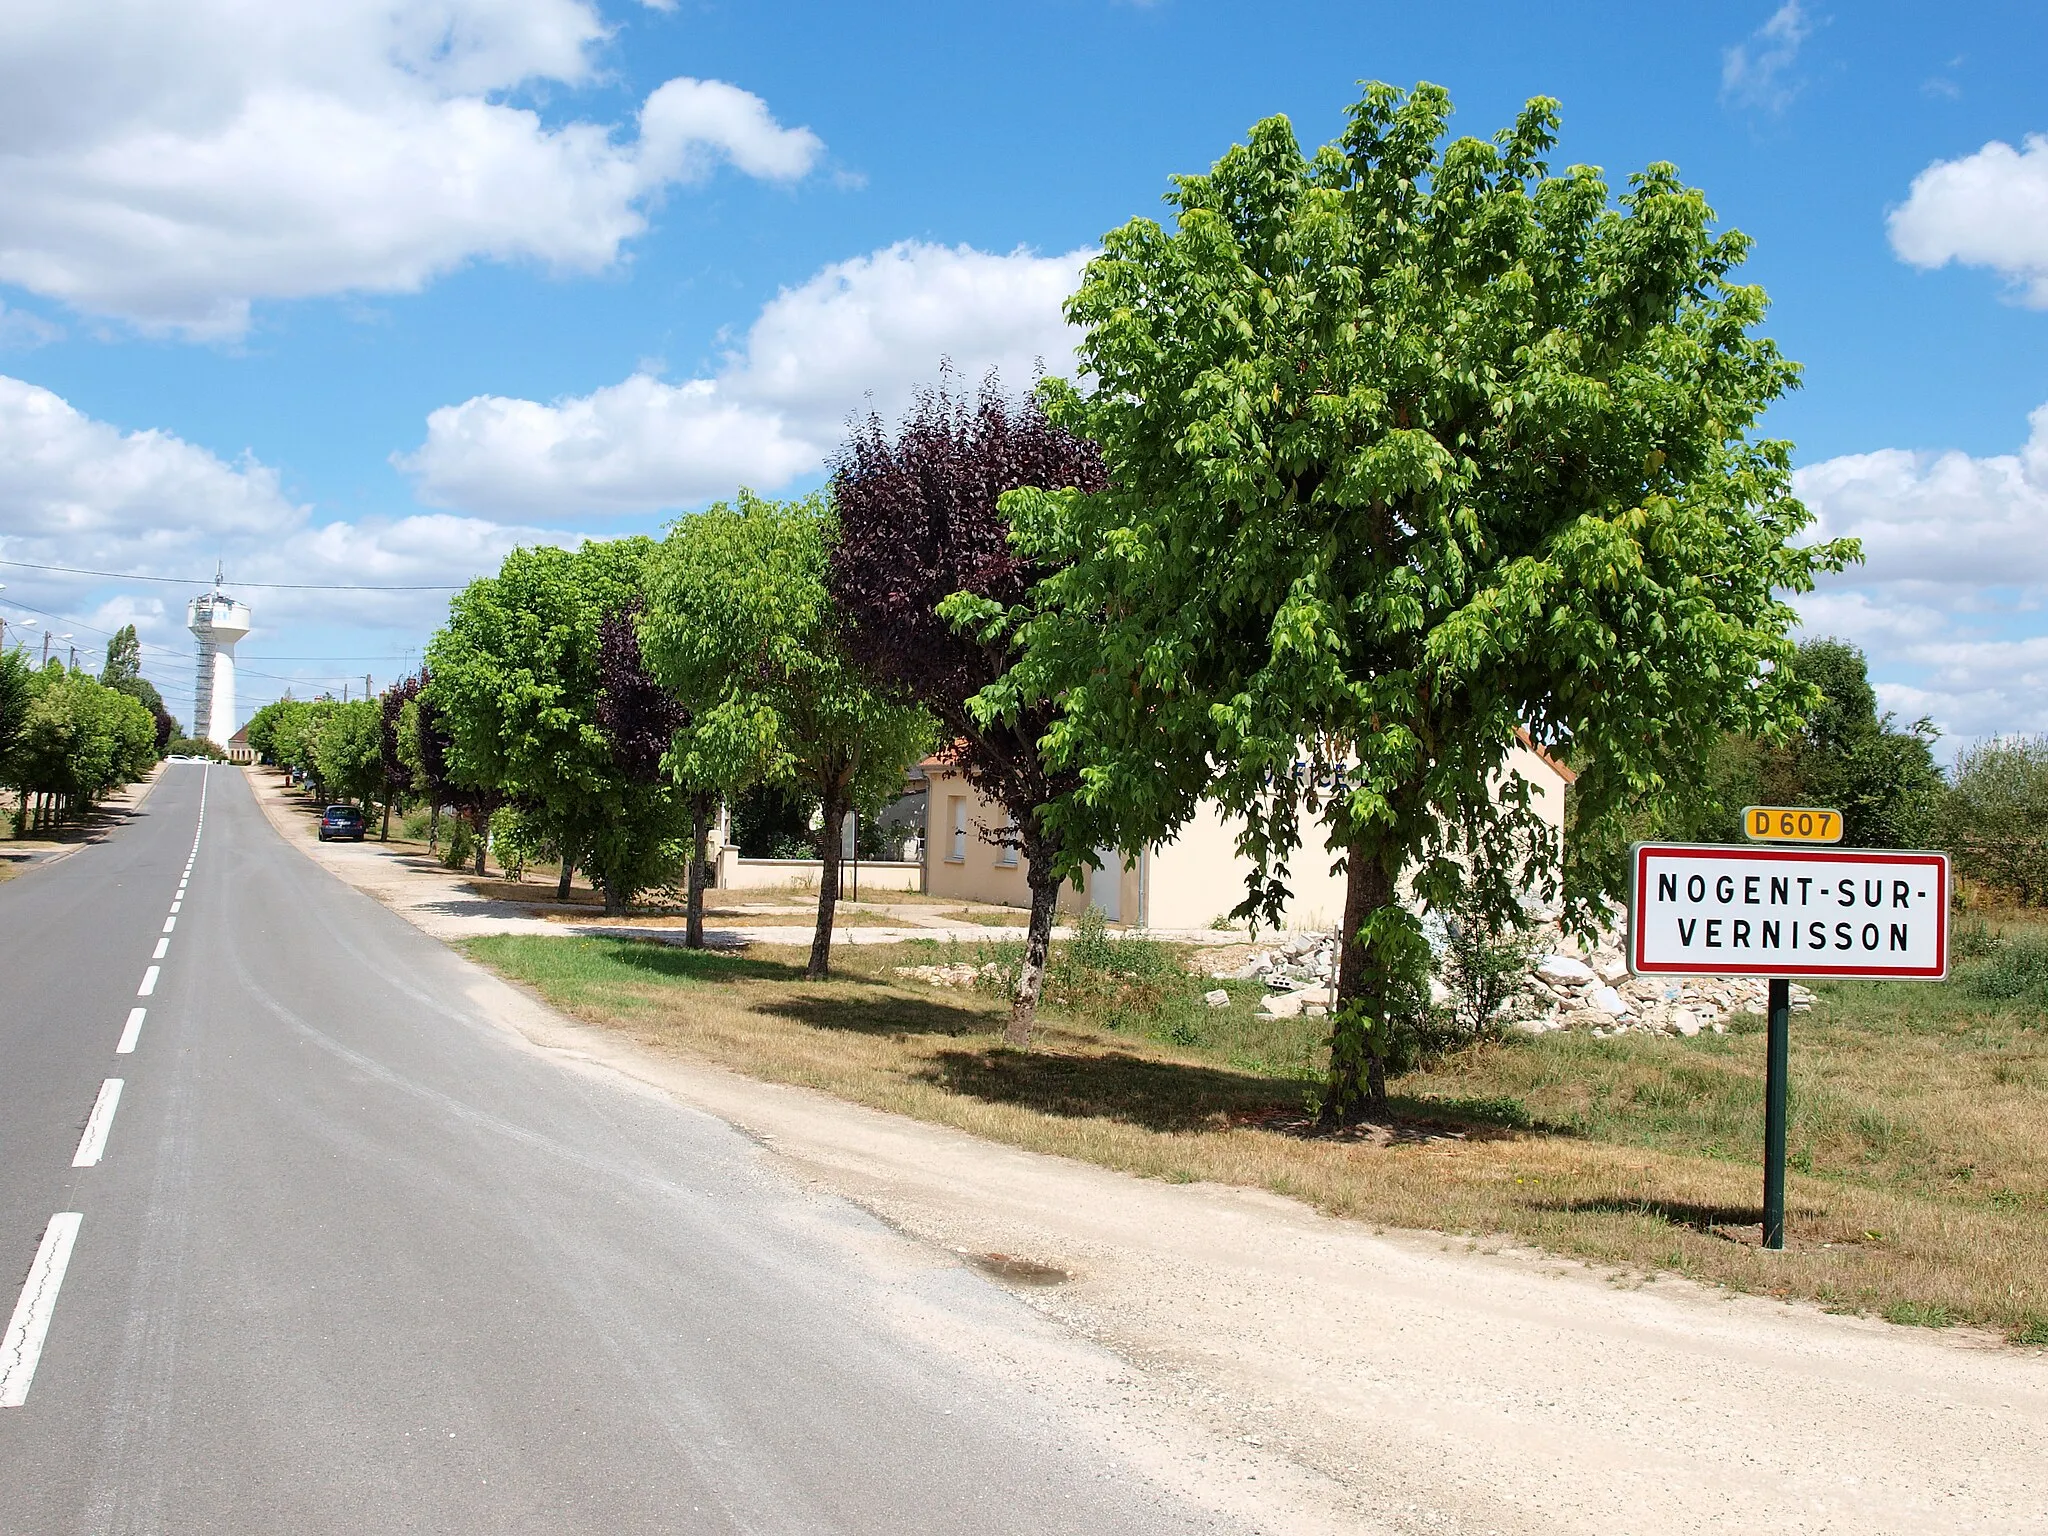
1629;844;1950;981
1626;835;1950;1252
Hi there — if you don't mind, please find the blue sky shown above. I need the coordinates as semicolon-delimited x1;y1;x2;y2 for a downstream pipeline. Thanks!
0;0;2042;745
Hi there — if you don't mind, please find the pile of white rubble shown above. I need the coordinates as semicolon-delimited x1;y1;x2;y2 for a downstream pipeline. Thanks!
893;961;1005;989
1209;927;1813;1037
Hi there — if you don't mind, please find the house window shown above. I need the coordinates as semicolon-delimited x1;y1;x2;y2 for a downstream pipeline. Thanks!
995;814;1018;867
948;797;967;862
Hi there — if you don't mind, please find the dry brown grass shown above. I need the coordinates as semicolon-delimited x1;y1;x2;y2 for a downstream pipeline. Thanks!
466;931;2048;1344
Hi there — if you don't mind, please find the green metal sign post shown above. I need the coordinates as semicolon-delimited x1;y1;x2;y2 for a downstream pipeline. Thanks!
1762;977;1791;1250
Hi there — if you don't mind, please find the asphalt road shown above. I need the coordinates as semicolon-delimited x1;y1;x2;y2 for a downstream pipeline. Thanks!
0;764;1245;1534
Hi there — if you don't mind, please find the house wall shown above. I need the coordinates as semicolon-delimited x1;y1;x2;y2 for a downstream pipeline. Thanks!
922;768;1128;915
922;744;1569;930
713;849;922;893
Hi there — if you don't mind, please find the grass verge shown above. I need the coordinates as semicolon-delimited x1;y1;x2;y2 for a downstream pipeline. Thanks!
463;928;2048;1344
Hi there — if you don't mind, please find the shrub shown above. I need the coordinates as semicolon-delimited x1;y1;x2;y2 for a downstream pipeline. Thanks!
1951;914;2002;961
1961;932;2048;1006
1435;907;1539;1038
441;815;475;871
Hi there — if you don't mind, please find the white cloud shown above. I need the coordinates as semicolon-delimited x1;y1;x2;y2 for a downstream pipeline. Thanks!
1721;2;1812;113
1794;403;2048;747
0;374;570;711
1888;136;2048;306
0;1;823;337
402;239;1090;519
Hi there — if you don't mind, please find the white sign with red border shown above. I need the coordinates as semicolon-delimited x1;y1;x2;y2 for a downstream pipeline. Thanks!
1628;844;1949;980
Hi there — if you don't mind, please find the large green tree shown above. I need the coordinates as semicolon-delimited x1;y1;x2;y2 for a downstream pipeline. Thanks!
426;539;691;913
1770;638;1942;848
98;625;178;751
1595;637;1944;853
981;83;1855;1118
313;698;387;808
641;491;936;978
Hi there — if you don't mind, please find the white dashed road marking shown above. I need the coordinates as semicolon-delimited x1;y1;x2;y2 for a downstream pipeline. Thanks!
0;1213;83;1407
71;1079;124;1168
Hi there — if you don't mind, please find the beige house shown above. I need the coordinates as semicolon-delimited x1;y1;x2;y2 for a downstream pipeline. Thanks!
923;737;1574;931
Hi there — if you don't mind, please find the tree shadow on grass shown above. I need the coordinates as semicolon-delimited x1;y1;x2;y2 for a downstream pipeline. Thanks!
757;993;997;1040
1536;1196;1769;1236
918;1046;1301;1134
586;937;800;985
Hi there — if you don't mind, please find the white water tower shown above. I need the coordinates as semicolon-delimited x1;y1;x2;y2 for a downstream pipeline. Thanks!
187;567;251;746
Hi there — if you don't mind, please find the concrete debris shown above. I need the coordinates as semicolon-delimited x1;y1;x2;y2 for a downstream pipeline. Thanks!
1202;988;1231;1009
1536;954;1596;985
1210;918;1816;1042
893;962;1006;989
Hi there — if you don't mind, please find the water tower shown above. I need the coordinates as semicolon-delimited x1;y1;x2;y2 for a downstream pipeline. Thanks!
187;567;251;746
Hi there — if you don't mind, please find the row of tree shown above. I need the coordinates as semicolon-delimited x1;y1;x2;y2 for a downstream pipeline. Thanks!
359;82;1872;1122
0;626;171;829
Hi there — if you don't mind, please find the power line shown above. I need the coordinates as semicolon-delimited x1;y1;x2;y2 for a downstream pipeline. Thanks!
0;557;464;591
0;596;422;687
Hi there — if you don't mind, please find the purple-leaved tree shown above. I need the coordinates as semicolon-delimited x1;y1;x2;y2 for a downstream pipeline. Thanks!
595;602;711;946
378;673;420;841
829;373;1107;1044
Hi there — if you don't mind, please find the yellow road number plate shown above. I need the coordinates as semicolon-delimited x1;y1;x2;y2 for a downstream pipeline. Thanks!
1743;806;1843;843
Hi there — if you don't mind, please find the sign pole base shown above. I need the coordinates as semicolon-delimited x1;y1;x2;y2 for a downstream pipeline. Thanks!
1763;977;1790;1251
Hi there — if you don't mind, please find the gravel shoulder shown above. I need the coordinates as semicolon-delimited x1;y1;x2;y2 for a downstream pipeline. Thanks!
249;769;2048;1536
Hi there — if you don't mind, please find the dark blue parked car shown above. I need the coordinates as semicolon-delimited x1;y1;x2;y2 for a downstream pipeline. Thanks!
318;804;367;842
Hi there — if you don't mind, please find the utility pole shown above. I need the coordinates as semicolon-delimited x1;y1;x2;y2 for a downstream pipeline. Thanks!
365;673;373;700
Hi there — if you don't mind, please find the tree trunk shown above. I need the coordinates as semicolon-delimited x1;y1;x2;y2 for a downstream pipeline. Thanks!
557;850;575;902
381;796;392;842
428;803;440;854
686;789;712;950
473;817;488;877
807;781;848;981
1008;854;1062;1048
1323;837;1397;1125
602;872;627;917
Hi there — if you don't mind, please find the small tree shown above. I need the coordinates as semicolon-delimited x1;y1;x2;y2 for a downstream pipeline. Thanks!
641;491;935;978
984;83;1855;1119
1942;737;2048;904
830;374;1107;1043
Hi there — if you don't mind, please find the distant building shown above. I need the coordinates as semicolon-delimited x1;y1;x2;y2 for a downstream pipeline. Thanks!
225;726;256;765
